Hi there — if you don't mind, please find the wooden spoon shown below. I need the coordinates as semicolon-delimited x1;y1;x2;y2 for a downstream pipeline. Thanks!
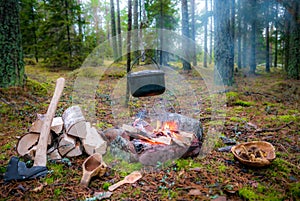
108;171;142;191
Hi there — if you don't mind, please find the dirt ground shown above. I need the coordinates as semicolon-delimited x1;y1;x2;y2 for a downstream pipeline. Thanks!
0;64;299;200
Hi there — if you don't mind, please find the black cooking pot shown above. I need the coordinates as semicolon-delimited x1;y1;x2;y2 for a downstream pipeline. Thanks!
127;55;165;97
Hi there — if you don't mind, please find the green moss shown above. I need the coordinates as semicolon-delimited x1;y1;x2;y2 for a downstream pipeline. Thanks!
239;187;260;200
207;120;224;126
234;100;254;107
26;78;49;96
42;163;67;183
289;182;300;198
175;159;190;170
278;115;298;123
218;163;227;173
238;186;283;201
263;102;277;107
132;188;141;196
268;158;291;178
159;189;178;199
287;109;299;115
44;177;54;185
102;182;111;190
229;116;247;123
1;143;12;151
0;104;11;115
226;91;239;100
96;122;113;129
54;188;62;197
24;58;37;65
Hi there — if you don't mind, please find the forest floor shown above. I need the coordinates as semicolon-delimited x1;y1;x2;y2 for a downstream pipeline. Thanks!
0;62;299;201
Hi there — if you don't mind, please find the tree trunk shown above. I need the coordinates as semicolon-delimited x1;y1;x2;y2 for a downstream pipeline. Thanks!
286;1;300;79
249;0;257;74
265;24;270;72
126;0;132;105
64;0;72;68
0;0;25;87
30;2;39;63
191;0;197;66
203;0;208;67
133;0;139;60
274;2;279;68
116;0;122;58
237;0;242;69
214;0;234;86
181;0;191;70
159;0;163;65
110;0;118;61
127;0;132;72
209;0;213;65
241;0;248;68
284;10;290;73
265;1;270;73
230;0;235;70
77;0;83;38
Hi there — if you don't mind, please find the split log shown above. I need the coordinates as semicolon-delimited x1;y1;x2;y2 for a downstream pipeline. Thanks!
66;141;83;157
122;124;152;138
62;106;87;138
47;148;62;160
17;132;52;159
58;133;77;156
82;122;107;155
50;117;64;134
30;114;64;135
17;133;39;158
29;114;44;133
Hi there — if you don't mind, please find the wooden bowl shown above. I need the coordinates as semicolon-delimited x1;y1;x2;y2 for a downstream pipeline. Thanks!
231;141;276;167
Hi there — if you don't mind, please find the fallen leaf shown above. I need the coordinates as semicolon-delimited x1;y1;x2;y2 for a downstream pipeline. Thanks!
189;167;201;172
188;189;202;196
31;183;46;193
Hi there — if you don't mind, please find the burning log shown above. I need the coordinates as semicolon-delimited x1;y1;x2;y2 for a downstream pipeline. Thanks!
62;105;87;138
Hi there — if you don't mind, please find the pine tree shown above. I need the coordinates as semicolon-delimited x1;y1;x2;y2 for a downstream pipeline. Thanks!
110;0;118;61
181;0;191;70
214;0;234;85
249;0;257;74
0;0;25;87
203;0;208;68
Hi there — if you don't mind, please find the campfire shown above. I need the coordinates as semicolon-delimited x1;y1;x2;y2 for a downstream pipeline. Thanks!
103;112;203;166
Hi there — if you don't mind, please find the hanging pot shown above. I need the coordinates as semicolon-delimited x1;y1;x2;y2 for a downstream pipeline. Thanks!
127;55;165;97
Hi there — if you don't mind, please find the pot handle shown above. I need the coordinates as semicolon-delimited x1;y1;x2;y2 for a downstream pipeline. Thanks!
128;53;160;73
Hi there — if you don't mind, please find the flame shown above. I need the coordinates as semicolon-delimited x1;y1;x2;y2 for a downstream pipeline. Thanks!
162;121;178;131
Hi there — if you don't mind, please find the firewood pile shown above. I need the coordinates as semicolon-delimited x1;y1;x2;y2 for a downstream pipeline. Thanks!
17;106;107;161
17;106;203;166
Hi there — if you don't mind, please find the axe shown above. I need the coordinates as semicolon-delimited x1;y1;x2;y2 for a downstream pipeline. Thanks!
4;78;65;182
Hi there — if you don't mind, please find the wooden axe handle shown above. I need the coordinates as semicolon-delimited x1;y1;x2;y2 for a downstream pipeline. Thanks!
33;78;65;167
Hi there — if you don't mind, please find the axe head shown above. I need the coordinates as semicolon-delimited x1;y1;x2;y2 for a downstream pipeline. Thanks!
4;156;48;182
